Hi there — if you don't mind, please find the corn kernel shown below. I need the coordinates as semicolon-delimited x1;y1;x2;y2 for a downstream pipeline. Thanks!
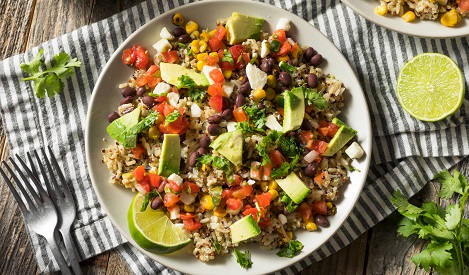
172;13;184;26
286;231;293;240
200;195;214;210
214;207;227;217
276;55;290;62
196;53;208;61
199;40;208;52
196;60;206;71
402;11;416;22
440;9;461;27
268;180;278;190
190;30;200;40
122;172;134;180
184;204;195;212
148;125;160;140
252;89;266;100
266;75;277;88
155;113;165;124
306;222;318;231
201;163;209;171
200;32;211;42
265;88;276;101
260;181;269;192
191;40;200;54
223;70;232;79
326;202;333;209
374;5;387;16
185;20;199;34
209;52;219;58
268;189;279;200
208;29;217;37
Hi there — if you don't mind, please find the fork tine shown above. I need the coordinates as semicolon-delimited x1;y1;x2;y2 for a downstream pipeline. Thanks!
45;147;70;197
33;149;57;199
12;154;50;202
27;151;40;181
3;158;40;207
0;164;28;213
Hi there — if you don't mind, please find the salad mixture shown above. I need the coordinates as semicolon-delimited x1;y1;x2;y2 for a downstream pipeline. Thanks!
102;12;364;262
375;0;469;26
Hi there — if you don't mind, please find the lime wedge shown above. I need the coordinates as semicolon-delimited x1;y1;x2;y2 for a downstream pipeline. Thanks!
127;193;191;254
396;53;465;122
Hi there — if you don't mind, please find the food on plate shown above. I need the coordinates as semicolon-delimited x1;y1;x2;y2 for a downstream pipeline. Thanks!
375;0;469;26
396;53;464;122
102;12;362;263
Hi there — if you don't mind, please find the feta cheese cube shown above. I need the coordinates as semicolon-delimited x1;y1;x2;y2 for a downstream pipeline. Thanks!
345;142;365;159
160;27;175;40
276;18;291;31
222;82;235;98
260;40;270;58
246;63;267;90
153;39;172;53
152;82;171;96
168;173;183;186
166;92;180;107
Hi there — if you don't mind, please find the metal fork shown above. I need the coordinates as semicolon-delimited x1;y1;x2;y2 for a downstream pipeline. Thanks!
0;152;73;275
29;147;82;275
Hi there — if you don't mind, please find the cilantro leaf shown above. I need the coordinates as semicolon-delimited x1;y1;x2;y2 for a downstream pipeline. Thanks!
435;170;468;198
177;75;206;102
233;248;252;269
235;122;264;133
304;88;328;110
256;130;281;165
243;105;266;129
445;204;462;231
280;191;298;213
276;240;304;258
20;49;81;98
165;110;180;125
140;190;162;212
411;241;453;271
270;40;281;52
270;154;300;179
197;155;235;183
209;185;222;208
221;49;234;65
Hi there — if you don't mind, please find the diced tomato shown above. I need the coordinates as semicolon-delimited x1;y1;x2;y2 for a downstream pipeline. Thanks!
131;143;146;158
269;150;284;168
161;50;179;63
314;171;326;185
182;181;200;194
229;45;244;62
319;120;328;127
182;217;202;231
167;116;190;135
276;42;292;57
135;182;150;195
257;218;271;229
318;127;329;136
305;104;313;114
262;163;272;178
291;42;299;59
209;95;223;112
297;202;313;221
163;103;177;117
311;200;328;215
277;108;284;117
254;192;272;208
231;186;246;200
226;198;243;210
207;83;223;96
121;45;150;70
148;173;162;188
133;165;146;182
233;107;248;122
155;96;167;103
146;65;159;75
219;60;235;71
154;101;166;114
167;180;182;192
242;184;253;196
208;37;224;52
313;140;328;154
222;188;234;199
229;45;250;69
300;130;314;143
272;29;287;43
327;123;339;137
213;25;227;40
243;207;259;221
209;69;225;84
163;193;179;208
231;174;243;186
459;0;469;13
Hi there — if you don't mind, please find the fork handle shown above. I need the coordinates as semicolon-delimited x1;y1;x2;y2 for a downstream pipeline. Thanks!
45;234;73;275
61;230;83;275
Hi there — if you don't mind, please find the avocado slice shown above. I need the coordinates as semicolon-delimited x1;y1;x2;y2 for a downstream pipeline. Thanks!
210;129;243;166
230;214;261;243
282;87;305;133
158;134;181;177
106;106;141;148
160;63;209;88
322;118;357;157
275;172;311;204
225;12;265;45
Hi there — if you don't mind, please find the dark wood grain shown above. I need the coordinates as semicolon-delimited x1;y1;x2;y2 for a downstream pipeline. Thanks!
0;0;467;274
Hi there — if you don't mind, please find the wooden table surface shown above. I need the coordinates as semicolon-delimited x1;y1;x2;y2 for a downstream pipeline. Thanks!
0;0;467;274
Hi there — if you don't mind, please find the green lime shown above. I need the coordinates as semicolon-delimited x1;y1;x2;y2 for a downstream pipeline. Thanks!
127;193;191;254
396;53;465;122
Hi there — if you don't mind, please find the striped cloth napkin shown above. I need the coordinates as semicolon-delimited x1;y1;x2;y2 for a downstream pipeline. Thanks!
0;0;468;274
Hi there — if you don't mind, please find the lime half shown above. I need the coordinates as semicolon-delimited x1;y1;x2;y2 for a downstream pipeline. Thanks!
127;193;191;254
396;53;465;122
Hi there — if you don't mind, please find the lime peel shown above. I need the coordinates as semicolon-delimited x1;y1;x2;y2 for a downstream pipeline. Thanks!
396;53;465;122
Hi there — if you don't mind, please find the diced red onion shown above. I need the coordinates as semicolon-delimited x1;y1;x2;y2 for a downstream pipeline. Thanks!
304;150;320;163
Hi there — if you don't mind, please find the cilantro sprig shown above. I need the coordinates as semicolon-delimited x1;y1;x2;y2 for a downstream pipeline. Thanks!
177;75;206;102
20;49;81;98
391;170;469;274
276;240;304;258
233;248;253;269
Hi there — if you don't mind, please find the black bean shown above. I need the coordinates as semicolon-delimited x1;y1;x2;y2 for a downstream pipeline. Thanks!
121;86;136;97
259;62;272;73
178;34;190;43
173;27;186;37
222;97;231;111
257;103;265;109
301;119;313;131
264;57;275;66
304;47;316;61
199;136;211;148
241;75;249;84
208;115;222;124
310;54;323;67
150;197;163;210
315;215;329;227
304;162;318;177
221;109;233;120
136;86;146;96
307;73;318;88
107;112;120;123
142;95;156;107
188;151;200;167
238;81;251;96
208;124;222;136
235;94;246;107
120;96;134;105
197;147;207;156
278;71;292;86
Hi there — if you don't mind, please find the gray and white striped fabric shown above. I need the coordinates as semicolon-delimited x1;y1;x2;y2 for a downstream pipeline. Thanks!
0;0;468;274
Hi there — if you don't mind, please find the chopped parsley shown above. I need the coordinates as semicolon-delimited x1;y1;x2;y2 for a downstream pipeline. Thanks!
233;248;253;269
197;155;235;183
177;75;206;102
243;105;267;130
276;240;304;258
304;88;328;110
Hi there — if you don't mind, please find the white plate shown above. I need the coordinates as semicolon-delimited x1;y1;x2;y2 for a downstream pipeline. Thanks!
85;1;372;274
342;0;469;38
